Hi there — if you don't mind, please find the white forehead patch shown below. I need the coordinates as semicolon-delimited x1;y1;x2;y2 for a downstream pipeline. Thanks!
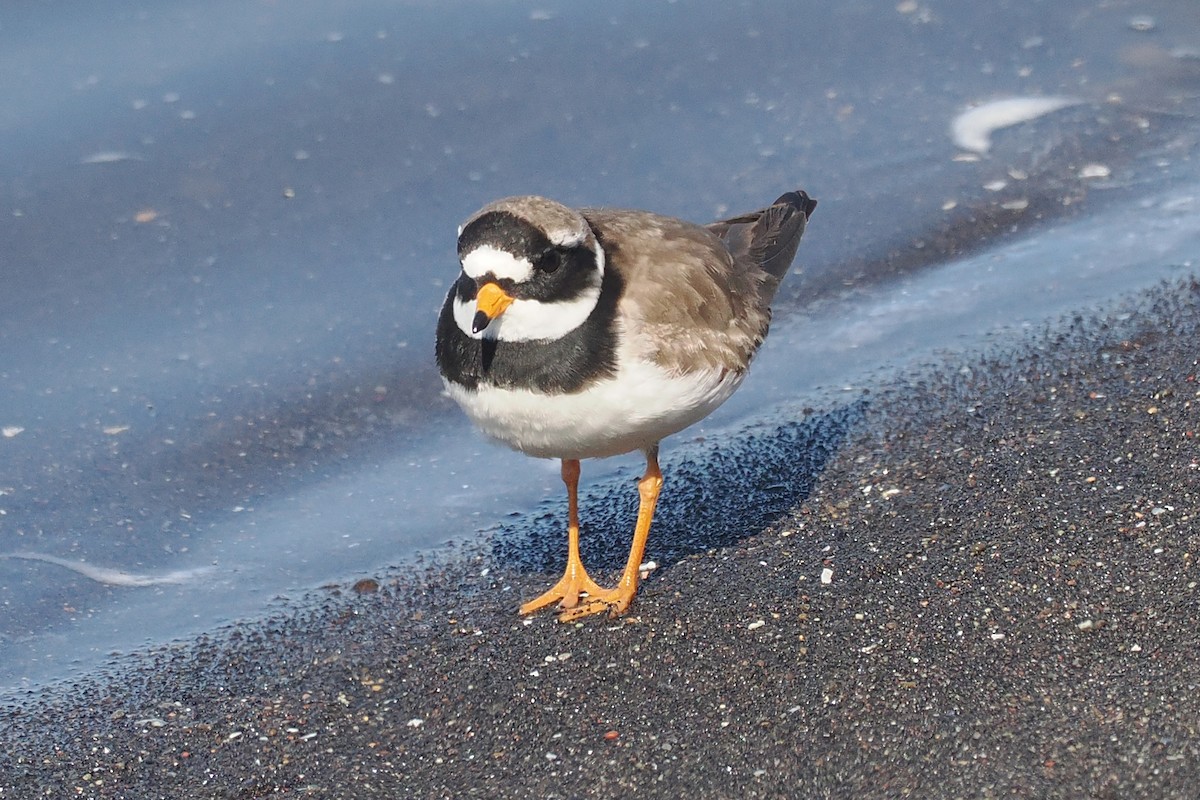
461;244;534;283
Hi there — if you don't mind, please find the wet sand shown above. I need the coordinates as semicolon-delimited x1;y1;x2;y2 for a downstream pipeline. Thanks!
2;278;1198;798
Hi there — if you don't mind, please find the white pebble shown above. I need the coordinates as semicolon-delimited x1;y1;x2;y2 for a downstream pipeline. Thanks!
820;567;834;584
1079;163;1111;179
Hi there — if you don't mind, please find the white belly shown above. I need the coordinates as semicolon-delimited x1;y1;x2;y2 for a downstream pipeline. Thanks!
443;358;744;459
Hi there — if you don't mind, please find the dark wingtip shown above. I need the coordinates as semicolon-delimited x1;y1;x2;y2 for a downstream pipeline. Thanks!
774;190;817;219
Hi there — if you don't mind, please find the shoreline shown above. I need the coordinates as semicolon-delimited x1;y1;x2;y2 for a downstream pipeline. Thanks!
2;278;1198;798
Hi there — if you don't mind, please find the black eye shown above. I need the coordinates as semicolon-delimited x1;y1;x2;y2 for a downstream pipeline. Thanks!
534;248;562;274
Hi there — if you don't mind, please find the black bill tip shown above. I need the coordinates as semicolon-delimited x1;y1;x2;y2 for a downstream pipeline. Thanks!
471;310;491;334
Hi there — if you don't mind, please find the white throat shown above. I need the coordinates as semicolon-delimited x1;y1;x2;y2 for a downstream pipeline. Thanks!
454;240;606;343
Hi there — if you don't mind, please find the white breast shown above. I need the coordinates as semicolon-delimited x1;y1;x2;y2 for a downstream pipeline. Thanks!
443;356;744;459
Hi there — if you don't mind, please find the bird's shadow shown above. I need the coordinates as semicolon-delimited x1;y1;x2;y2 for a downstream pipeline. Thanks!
489;399;866;575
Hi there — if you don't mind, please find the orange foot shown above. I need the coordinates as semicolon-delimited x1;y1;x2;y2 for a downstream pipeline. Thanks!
520;458;607;616
518;565;607;616
519;450;661;624
556;580;637;622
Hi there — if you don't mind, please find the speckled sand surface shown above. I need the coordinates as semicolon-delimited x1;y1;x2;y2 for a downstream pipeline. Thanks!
2;279;1198;798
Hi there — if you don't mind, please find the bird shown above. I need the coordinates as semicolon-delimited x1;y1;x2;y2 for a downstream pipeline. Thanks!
435;190;816;621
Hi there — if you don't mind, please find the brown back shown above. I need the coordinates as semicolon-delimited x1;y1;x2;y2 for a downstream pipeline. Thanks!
582;191;814;375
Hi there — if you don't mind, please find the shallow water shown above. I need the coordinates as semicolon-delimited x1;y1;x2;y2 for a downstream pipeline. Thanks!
1;0;1198;696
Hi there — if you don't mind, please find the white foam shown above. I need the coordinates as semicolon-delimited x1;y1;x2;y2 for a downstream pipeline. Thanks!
1;552;213;587
951;96;1081;155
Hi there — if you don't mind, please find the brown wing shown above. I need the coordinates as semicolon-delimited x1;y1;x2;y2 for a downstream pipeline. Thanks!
582;207;775;374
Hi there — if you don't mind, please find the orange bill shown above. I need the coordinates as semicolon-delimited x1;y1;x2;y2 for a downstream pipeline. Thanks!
472;282;514;333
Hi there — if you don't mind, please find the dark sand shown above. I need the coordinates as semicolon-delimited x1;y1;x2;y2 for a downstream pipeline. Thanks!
2;279;1198;799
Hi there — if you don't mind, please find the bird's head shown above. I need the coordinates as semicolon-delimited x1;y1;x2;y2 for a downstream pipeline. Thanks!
451;196;606;342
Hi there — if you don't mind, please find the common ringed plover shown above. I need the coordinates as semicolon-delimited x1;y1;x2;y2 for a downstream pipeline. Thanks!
436;190;816;621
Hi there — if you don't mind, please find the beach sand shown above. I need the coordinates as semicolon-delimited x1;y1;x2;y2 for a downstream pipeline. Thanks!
2;278;1197;798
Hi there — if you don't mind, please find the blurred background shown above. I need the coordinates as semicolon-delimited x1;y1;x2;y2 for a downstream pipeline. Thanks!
1;0;1197;695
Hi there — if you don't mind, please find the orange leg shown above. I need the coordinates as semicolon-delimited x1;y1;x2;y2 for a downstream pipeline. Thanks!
519;459;606;615
559;445;663;622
